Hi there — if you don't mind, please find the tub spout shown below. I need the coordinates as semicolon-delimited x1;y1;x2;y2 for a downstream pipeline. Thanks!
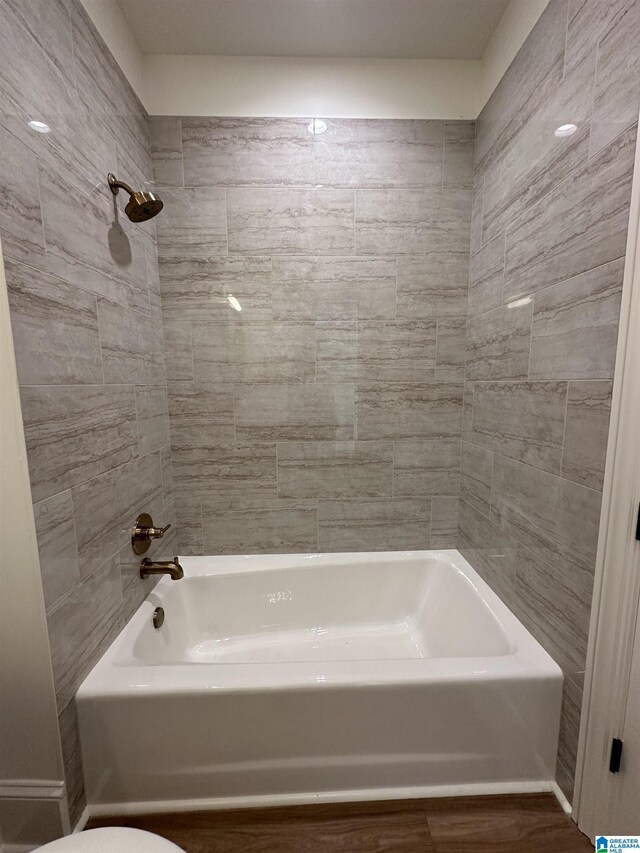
140;557;184;580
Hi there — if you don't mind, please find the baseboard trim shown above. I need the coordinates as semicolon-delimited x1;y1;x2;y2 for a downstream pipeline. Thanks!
0;784;68;849
0;781;64;801
72;805;90;834
87;779;558;818
551;783;572;815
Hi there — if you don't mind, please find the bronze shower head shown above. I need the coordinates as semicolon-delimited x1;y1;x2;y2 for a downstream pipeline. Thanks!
108;173;164;223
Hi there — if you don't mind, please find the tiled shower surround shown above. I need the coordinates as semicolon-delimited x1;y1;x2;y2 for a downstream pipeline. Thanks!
460;0;639;800
1;0;639;831
0;0;175;825
151;117;474;555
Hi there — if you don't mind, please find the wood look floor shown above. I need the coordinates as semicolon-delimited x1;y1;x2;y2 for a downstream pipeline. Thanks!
87;794;593;852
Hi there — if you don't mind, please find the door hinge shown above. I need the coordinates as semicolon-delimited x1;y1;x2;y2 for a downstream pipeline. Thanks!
609;738;623;773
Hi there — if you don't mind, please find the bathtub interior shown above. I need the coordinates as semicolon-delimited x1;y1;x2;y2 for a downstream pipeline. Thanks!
127;552;513;666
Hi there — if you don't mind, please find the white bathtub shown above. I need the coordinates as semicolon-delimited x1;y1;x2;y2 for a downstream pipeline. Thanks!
77;550;563;815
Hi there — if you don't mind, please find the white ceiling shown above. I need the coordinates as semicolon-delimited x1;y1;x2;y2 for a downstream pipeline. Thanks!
116;0;511;59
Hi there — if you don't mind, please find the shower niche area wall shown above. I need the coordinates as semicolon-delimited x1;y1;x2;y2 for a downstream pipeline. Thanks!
152;116;473;557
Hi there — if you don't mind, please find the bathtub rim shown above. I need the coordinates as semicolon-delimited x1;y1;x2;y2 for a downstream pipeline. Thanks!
77;549;562;698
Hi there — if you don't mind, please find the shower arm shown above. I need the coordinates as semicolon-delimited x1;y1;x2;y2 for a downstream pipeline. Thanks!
108;173;135;197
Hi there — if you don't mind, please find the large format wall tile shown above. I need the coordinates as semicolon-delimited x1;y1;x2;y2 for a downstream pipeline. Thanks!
97;299;165;385
355;187;471;255
202;500;318;554
318;498;431;551
236;383;356;441
6;261;102;386
504;125;636;301
430;496;460;548
460;442;493;516
46;555;124;712
272;256;396;321
589;0;640;156
149;116;183;186
562;380;613;490
183;117;314;187
466;301;532;380
435;318;466;379
7;0;75;82
155;187;228;259
161;256;273;322
469;173;484;255
39;163;150;312
481;51;594;243
315;322;357;382
21;385;138;503
565;0;632;75
396;254;468;320
443;122;475;189
162;317;194;381
470;381;567;473
277;441;393;499
491;454;601;595
458;498;516;608
393;439;460;496
356;383;463;440
145;236;162;311
135;385;170;456
161;446;174;506
174;498;204;556
71;452;163;578
529;259;624;380
192;321;316;384
0;124;47;269
556;675;583;800
462;381;474;444
71;3;151;186
474;0;567;169
33;491;80;611
513;545;591;678
314;119;444;188
0;0;114;197
356;320;436;382
228;188;355;255
467;233;504;318
168;382;235;447
172;444;277;501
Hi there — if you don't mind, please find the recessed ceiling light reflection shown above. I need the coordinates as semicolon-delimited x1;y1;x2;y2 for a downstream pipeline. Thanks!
555;123;578;137
308;119;327;135
28;120;51;134
226;294;242;312
507;296;532;309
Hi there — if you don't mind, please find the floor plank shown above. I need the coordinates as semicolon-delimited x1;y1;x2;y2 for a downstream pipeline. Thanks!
423;794;593;853
88;794;591;852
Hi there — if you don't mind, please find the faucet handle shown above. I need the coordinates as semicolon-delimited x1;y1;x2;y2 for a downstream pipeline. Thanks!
132;513;172;555
149;522;171;537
